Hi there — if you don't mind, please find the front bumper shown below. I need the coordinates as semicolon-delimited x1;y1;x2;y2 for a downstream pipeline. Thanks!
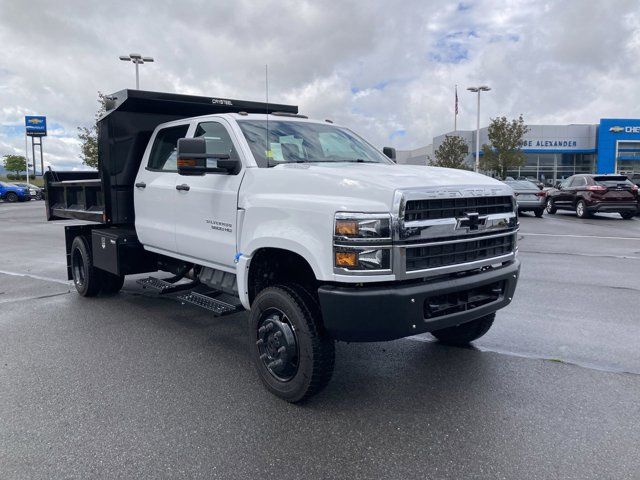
318;259;520;342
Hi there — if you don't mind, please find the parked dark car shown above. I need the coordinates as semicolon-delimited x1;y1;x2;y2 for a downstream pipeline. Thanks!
545;174;639;219
0;181;31;202
504;180;546;217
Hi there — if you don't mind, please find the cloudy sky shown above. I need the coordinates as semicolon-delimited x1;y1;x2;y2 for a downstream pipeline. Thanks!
1;0;639;170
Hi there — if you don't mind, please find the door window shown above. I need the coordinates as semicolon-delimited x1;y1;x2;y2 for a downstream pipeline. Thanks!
194;122;239;166
147;125;190;171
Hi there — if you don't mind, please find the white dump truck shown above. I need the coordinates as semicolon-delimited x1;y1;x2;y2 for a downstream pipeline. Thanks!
45;90;520;402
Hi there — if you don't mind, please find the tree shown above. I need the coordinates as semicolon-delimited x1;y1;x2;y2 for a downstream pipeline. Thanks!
3;154;27;176
77;92;108;169
480;115;530;179
428;135;470;169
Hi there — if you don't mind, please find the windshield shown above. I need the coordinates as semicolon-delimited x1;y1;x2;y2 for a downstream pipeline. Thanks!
237;120;392;168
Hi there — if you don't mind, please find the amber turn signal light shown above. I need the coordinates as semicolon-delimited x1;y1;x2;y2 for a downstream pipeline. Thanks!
335;251;358;267
335;219;359;236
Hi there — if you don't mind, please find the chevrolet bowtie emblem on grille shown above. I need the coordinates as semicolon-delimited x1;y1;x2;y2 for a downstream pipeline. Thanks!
457;212;486;231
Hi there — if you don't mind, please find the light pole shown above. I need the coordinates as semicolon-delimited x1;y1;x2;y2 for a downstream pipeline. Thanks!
119;53;154;89
467;85;491;172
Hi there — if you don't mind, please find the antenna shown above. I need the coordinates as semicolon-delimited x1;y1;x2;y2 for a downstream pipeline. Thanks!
265;64;270;164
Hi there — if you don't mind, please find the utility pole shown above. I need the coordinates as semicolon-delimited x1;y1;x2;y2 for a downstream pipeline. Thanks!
467;85;491;172
119;53;154;89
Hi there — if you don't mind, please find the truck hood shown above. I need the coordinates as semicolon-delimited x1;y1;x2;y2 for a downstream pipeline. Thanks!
242;162;509;212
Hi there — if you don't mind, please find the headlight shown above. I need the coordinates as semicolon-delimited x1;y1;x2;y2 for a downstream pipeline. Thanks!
334;212;391;240
333;213;392;273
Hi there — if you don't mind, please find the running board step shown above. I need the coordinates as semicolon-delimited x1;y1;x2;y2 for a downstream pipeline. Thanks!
136;277;196;294
177;291;243;316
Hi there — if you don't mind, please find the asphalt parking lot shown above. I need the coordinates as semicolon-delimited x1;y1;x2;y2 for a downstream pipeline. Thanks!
1;202;640;479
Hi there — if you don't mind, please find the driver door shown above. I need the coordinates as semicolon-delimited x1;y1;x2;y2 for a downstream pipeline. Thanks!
174;119;245;270
553;177;574;208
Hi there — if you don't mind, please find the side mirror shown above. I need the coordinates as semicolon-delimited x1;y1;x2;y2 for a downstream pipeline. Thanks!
383;146;396;161
177;137;239;175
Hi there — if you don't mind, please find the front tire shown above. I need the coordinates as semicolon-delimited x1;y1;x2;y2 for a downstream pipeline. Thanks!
249;284;335;403
430;313;495;346
620;211;634;220
576;200;589;218
5;192;18;203
545;198;557;214
534;208;544;218
70;236;102;297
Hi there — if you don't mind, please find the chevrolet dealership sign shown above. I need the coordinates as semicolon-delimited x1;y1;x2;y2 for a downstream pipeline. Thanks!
25;116;47;137
609;125;640;133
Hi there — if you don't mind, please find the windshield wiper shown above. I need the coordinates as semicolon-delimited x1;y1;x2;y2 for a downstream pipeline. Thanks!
340;158;377;163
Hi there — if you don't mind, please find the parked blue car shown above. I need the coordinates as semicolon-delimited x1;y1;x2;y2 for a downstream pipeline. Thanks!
0;181;31;202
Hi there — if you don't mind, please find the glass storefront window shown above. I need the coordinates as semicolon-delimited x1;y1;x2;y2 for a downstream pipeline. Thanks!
505;152;596;185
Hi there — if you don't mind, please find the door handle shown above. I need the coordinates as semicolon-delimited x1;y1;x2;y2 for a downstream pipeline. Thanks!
135;182;146;188
176;184;190;191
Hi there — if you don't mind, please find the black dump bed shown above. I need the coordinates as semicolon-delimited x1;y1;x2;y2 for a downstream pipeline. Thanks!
45;89;297;224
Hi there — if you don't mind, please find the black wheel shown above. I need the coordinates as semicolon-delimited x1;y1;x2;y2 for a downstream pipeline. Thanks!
534;208;544;218
620;211;634;220
249;284;335;403
101;272;125;294
5;192;18;203
576;200;589;218
35;192;42;201
545;198;556;214
430;313;495;346
70;236;102;297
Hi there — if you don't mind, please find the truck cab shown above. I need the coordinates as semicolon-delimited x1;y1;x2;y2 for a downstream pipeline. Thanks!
45;90;520;402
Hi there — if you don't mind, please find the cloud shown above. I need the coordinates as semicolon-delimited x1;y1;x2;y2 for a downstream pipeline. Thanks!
1;0;639;171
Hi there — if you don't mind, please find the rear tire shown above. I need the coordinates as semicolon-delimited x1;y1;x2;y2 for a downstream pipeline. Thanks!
430;313;495;346
534;208;544;218
576;200;589;218
545;199;557;214
5;192;18;203
620;211;634;220
70;236;102;297
249;284;335;403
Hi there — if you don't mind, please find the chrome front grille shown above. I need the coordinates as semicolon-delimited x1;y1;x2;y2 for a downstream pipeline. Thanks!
393;187;518;280
404;196;514;221
405;231;516;271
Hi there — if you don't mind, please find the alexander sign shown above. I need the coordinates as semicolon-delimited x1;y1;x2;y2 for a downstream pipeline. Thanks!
520;139;578;148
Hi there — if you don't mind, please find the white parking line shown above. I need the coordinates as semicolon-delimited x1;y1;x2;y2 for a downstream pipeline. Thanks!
521;233;640;241
0;269;71;285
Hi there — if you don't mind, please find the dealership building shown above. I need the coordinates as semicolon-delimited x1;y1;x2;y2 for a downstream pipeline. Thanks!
396;119;640;185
